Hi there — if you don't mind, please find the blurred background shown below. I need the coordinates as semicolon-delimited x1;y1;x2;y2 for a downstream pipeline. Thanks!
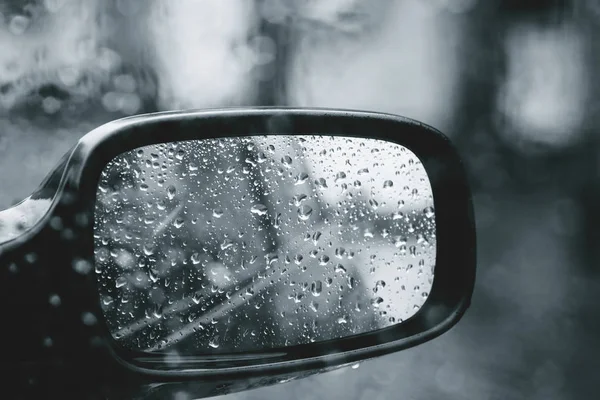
0;0;599;399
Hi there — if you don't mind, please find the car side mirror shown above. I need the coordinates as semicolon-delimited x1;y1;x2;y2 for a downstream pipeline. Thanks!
0;108;475;398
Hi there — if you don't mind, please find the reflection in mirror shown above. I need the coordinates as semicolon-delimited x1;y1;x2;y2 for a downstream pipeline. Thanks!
94;136;436;354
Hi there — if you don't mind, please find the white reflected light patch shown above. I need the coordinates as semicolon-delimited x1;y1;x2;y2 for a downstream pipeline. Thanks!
498;24;587;148
287;0;462;133
146;0;258;109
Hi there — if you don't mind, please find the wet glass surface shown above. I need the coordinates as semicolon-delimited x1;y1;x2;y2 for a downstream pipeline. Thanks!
94;136;435;353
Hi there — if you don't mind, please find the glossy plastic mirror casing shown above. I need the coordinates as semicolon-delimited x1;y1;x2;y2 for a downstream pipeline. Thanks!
0;108;475;387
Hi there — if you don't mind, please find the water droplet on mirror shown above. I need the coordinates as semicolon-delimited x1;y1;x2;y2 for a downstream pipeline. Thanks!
143;242;155;256
374;280;386;293
251;204;269;216
212;208;224;218
274;213;282;228
394;237;407;247
335;172;346;182
358;168;369;175
318;255;329;265
149;268;159;283
293;193;308;206
191;253;201;265
310;301;319;312
371;297;384;308
312;231;322;244
281;155;293;167
167;185;177;200
115;276;127;288
297;205;313;220
311;281;323;296
173;218;185;229
153;304;163;318
369;199;379;210
266;253;279;266
424;206;435;218
383;180;394;188
315;178;328;188
347;276;356;289
335;264;347;273
192;291;204;304
294;172;309;185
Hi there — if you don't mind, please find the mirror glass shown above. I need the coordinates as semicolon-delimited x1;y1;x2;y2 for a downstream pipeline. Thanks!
94;135;436;354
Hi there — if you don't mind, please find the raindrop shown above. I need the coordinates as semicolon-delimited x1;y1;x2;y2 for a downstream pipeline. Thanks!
191;253;201;265
310;301;319;312
311;281;323;296
115;276;127;288
167;185;177;200
192;291;204;304
293;194;308;206
424;206;435;218
266;253;279;266
394;237;407;247
274;213;282;228
318;255;330;265
374;280;386;293
315;178;328;188
358;168;369;175
251;203;269;216
281;155;293;167
312;231;322;244
298;205;313;220
335;171;347;182
212;208;224;218
347;276;356;288
149;268;159;283
371;297;384;308
335;264;347;273
173;218;185;229
383;180;394;188
294;172;309;185
143;242;155;256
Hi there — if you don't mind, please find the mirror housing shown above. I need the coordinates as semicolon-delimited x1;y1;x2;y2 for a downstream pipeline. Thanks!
0;108;475;389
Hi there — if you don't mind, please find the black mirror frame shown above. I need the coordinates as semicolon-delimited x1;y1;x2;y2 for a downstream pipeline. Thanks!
0;107;475;382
